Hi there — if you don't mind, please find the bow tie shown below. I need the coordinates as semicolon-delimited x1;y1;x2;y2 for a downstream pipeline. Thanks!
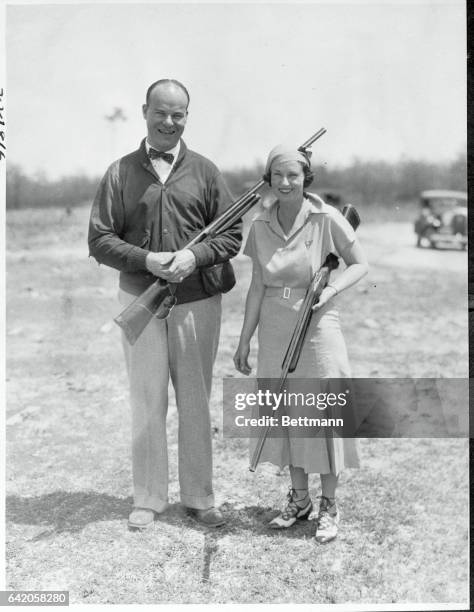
148;148;174;164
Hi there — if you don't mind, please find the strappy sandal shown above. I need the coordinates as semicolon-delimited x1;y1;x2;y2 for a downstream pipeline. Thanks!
314;496;339;543
269;487;313;529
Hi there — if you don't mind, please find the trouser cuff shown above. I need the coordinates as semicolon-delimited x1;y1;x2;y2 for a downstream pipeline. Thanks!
180;492;215;510
134;493;169;514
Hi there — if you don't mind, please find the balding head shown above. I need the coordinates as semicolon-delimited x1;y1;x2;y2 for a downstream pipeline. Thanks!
145;79;190;108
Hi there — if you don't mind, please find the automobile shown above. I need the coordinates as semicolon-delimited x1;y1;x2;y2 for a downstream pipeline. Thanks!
414;189;467;249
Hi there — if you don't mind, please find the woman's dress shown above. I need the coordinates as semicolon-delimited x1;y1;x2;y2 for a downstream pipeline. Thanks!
244;193;359;474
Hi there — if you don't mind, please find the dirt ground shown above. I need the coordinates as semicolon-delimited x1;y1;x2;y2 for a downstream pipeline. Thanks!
4;205;469;605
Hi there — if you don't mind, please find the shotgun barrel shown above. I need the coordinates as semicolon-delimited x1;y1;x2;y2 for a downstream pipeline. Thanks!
115;128;327;345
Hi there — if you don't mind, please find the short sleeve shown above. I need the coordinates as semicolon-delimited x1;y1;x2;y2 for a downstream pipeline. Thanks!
329;211;356;257
243;223;257;260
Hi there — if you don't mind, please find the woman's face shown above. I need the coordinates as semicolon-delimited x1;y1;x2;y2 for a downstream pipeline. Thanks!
270;160;305;204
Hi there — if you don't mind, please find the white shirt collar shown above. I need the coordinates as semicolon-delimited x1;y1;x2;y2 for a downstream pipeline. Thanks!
145;139;181;158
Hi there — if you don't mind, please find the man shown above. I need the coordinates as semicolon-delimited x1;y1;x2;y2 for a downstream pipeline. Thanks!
88;79;241;529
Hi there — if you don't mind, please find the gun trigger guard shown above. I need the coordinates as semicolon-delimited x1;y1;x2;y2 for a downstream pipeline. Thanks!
154;294;178;319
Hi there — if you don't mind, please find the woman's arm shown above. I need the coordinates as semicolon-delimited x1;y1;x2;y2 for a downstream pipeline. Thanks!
313;237;368;311
233;261;265;375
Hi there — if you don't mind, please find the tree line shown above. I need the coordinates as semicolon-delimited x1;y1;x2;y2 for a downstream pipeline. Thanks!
6;154;466;211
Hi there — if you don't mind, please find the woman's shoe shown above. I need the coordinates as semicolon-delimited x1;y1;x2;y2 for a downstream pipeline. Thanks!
314;496;339;543
269;488;313;529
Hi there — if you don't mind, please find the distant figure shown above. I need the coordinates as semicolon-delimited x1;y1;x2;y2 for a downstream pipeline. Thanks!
323;192;341;207
233;145;368;543
319;190;343;212
105;107;127;123
88;79;241;530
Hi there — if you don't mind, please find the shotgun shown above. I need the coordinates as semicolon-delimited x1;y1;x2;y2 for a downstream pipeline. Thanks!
249;204;360;472
115;128;327;345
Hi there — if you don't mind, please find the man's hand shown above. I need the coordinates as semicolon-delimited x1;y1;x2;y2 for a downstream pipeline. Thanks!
164;249;197;281
145;252;175;277
146;249;196;282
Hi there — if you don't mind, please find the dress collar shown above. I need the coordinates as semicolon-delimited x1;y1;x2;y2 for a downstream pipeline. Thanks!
259;193;327;240
261;193;325;221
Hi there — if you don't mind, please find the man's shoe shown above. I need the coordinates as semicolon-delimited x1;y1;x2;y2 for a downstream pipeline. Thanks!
127;508;156;530
269;487;313;529
314;496;339;543
187;506;226;527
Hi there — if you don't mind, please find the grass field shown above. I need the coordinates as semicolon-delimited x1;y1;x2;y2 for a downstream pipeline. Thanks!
5;205;469;606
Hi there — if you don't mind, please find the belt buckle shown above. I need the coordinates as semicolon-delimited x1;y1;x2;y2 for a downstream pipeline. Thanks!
283;287;291;299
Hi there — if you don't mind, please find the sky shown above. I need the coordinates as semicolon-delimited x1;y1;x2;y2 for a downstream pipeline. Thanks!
4;0;467;179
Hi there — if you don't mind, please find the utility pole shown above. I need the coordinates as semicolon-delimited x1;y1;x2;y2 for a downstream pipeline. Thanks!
105;107;127;159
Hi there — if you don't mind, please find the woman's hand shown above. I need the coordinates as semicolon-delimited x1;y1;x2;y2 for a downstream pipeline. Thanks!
233;341;252;375
312;285;337;311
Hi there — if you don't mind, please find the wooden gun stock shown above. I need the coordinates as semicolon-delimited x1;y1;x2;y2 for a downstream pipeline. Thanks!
249;204;360;472
115;128;327;345
114;281;178;345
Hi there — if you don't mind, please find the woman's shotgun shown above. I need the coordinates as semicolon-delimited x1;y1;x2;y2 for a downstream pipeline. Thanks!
249;204;360;472
115;128;328;345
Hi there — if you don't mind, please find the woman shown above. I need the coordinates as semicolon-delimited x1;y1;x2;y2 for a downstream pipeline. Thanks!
233;145;368;543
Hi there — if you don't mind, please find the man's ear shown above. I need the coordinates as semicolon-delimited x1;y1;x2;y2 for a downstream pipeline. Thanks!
142;104;148;119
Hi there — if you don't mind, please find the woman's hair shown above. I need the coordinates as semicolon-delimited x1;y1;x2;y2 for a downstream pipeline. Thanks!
263;163;314;188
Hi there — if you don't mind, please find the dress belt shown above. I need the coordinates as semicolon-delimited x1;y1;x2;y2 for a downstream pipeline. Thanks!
264;286;307;299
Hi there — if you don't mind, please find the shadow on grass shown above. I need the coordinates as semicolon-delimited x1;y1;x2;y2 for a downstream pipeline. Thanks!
6;491;319;586
6;491;316;543
6;491;132;541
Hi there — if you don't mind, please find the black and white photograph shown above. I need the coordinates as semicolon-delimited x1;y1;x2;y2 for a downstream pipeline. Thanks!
2;0;469;609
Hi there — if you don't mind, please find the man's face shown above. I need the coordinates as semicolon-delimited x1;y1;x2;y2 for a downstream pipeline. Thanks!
142;84;188;151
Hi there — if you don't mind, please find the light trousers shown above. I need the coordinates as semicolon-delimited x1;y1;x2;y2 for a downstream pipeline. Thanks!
119;289;221;512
